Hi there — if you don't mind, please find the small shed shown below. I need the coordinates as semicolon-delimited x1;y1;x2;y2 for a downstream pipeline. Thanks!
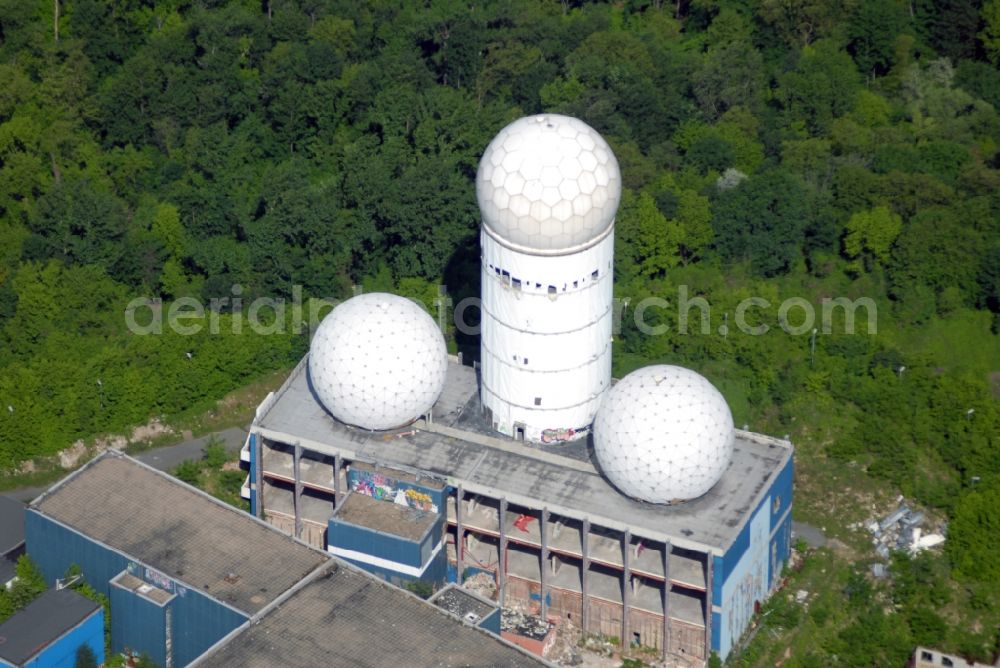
0;588;104;668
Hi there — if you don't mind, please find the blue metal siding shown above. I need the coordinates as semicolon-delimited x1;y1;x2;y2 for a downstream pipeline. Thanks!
21;608;104;668
478;607;502;636
26;511;247;667
711;611;722;655
248;433;257;516
109;584;168;667
419;515;445;566
768;456;794;529
169;589;246;667
714;450;794;660
328;518;424;569
25;511;130;595
769;511;793;588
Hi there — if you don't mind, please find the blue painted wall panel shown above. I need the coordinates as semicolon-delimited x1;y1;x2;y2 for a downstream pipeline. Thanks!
328;518;425;569
20;609;104;668
169;589;246;667
339;546;447;589
109;585;167;667
248;433;257;516
26;512;247;667
714;450;794;659
25;510;129;595
478;607;501;636
711;611;722;655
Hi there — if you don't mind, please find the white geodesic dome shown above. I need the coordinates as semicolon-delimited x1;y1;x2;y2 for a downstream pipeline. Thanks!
476;114;621;254
593;365;735;503
308;293;448;431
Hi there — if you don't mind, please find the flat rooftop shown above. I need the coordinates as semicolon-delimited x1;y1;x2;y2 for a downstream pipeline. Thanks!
198;563;544;668
334;491;437;541
431;584;498;621
31;453;328;615
0;495;25;555
0;588;101;665
256;358;793;555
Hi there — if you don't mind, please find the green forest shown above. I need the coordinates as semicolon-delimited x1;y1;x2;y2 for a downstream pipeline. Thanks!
0;0;998;664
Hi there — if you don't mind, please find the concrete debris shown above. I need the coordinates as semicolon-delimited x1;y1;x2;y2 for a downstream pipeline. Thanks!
462;572;497;601
795;590;809;604
501;607;550;640
915;533;945;550
871;564;888;579
865;498;946;559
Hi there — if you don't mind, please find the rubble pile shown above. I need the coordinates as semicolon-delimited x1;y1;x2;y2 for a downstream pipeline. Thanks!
501;606;551;640
854;497;947;578
462;572;497;600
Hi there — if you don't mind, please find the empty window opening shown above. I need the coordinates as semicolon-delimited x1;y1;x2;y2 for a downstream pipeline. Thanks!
535;282;542;289
632;632;641;647
514;424;525;441
547;285;556;295
501;270;510;285
592;269;599;280
534;397;542;406
920;652;933;662
512;278;522;290
573;280;578;289
523;357;528;365
495;267;501;276
942;659;954;667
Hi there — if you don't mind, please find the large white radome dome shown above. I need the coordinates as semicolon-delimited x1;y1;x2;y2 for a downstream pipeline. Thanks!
476;114;621;254
308;293;448;431
593;365;735;503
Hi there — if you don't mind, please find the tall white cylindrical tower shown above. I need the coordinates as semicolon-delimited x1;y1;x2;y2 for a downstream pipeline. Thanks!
476;115;621;443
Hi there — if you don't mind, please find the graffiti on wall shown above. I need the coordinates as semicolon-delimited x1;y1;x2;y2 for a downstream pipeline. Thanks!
719;497;770;658
350;470;439;513
127;561;188;598
541;428;575;443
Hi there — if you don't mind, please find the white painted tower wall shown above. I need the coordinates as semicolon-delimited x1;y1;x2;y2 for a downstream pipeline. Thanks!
480;225;614;442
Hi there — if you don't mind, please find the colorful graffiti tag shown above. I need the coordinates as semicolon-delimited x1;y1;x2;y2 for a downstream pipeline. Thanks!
541;428;575;443
126;561;188;597
350;470;439;513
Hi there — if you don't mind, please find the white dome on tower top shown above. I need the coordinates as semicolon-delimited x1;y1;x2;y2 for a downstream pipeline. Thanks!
308;293;448;431
476;114;621;255
593;365;735;504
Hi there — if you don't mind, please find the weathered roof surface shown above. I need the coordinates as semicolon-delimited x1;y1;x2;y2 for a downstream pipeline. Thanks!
334;492;436;541
0;495;25;555
199;563;544;668
257;359;792;554
0;588;102;665
31;453;327;615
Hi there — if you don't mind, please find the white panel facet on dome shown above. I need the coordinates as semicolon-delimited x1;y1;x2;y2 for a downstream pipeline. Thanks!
593;365;735;503
476;115;621;255
308;293;448;431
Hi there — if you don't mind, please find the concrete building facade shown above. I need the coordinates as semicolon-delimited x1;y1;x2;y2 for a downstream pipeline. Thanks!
246;357;793;664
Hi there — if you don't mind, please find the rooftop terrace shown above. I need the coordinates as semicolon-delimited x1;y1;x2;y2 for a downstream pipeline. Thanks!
256;358;792;554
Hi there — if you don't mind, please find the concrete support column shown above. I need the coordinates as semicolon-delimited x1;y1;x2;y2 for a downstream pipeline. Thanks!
253;435;264;519
705;554;714;660
293;443;303;539
455;486;465;584
581;518;591;633
539;508;549;620
622;529;631;650
499;498;508;607
333;454;342;510
662;541;671;660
